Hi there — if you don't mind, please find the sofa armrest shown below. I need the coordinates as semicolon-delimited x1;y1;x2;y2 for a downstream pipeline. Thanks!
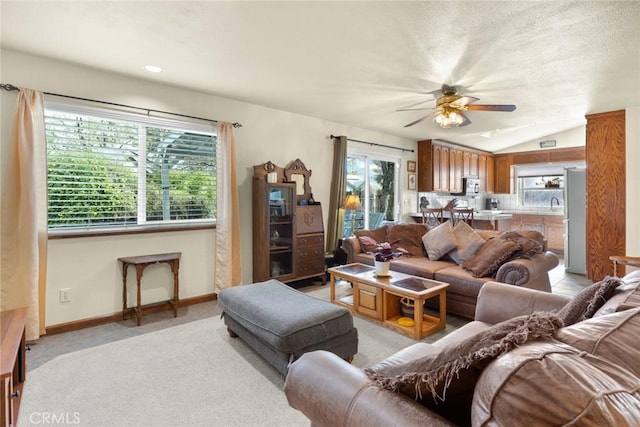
495;251;559;287
342;236;362;264
474;282;570;324
284;351;455;427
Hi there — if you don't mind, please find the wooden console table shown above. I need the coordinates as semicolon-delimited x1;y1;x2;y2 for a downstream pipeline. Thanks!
1;307;27;427
118;252;181;326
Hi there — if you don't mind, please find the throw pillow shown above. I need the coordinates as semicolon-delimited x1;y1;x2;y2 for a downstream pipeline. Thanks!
355;226;388;253
365;312;562;426
448;221;487;265
500;232;544;260
462;238;522;278
387;223;429;257
422;221;457;261
556;276;622;326
517;230;545;245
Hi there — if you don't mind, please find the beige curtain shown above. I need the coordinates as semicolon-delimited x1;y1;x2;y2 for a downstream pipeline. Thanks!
0;89;47;340
326;135;347;253
214;122;242;292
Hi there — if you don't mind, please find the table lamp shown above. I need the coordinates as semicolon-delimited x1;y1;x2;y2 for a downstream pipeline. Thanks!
342;194;362;236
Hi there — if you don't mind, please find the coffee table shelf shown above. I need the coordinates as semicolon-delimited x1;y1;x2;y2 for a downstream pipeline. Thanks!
328;263;449;340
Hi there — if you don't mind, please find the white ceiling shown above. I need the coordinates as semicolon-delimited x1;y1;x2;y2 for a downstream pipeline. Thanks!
2;1;639;152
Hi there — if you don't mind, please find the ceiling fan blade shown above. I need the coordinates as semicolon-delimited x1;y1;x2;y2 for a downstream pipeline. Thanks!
396;107;436;112
449;96;479;107
466;104;516;112
404;113;435;128
459;113;471;127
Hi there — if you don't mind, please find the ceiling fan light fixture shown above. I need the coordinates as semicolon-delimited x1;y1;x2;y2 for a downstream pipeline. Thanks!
434;110;464;128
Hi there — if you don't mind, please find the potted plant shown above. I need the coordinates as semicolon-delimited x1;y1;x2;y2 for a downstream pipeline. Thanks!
371;241;405;276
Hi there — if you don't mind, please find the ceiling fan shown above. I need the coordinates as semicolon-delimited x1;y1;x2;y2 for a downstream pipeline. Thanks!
400;85;516;128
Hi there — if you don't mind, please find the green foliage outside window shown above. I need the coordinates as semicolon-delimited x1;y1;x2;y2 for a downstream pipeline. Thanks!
45;110;216;230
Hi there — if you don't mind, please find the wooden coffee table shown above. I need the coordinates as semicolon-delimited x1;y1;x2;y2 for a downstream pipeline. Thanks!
328;263;449;340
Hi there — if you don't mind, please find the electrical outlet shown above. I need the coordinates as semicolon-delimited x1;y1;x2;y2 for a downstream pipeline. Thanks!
60;288;71;303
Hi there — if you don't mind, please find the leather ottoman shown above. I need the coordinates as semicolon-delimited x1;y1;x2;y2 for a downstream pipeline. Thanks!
218;279;358;375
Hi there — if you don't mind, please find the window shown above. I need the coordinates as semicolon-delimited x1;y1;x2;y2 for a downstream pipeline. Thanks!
343;153;398;237
517;176;564;208
45;103;216;233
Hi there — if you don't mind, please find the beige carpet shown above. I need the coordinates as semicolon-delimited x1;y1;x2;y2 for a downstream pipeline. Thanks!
19;283;465;426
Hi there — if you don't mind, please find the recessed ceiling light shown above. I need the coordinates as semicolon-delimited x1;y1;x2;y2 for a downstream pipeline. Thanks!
144;65;163;73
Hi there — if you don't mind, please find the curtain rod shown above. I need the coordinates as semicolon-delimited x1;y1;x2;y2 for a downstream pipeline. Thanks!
330;134;414;153
1;83;242;128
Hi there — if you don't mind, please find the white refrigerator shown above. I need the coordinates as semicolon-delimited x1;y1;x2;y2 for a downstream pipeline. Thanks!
564;168;587;274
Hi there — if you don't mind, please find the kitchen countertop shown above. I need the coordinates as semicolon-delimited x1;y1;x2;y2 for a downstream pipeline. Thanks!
411;209;564;221
473;212;513;220
501;209;564;216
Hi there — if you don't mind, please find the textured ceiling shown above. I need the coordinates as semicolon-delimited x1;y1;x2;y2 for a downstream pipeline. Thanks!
2;1;639;152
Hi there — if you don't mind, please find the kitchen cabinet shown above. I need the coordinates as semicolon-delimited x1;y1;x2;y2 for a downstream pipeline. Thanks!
544;215;564;253
463;151;479;178
509;214;564;253
418;140;491;193
449;148;463;193
492;148;586;195
478;154;495;193
432;144;449;192
493;154;513;194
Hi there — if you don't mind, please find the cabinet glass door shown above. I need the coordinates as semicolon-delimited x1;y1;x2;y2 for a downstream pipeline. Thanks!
268;185;295;279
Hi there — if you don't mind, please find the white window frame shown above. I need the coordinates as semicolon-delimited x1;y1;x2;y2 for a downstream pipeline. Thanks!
45;102;217;237
346;149;400;231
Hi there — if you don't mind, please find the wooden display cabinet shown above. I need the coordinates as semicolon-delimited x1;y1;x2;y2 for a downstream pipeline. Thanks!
253;178;297;282
253;160;326;284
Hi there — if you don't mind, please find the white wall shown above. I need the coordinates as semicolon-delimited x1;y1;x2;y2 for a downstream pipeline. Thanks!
627;106;640;258
1;49;417;326
493;126;586;153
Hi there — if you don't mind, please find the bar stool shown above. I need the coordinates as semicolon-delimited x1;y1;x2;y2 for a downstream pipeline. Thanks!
421;207;443;228
451;208;474;227
609;255;640;277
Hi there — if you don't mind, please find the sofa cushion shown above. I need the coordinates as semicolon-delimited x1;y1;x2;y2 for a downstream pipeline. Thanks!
388;257;453;279
462;238;522;278
555;276;622;326
387;223;429;257
449;221;486;265
556;307;640;378
354;226;388;252
365;312;561;426
422;221;457;261
471;341;640;426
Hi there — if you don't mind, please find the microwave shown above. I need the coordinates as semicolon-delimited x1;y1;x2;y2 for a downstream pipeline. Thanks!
451;178;480;196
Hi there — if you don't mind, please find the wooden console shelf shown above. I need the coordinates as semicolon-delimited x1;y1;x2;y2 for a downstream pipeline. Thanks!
1;307;27;427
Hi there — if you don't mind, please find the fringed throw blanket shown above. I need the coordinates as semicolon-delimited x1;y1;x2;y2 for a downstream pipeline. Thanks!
365;312;562;402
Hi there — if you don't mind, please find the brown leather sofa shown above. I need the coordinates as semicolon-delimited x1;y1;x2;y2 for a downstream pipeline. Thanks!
343;223;560;319
284;270;640;426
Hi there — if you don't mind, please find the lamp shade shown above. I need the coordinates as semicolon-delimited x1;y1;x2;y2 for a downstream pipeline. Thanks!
342;194;362;210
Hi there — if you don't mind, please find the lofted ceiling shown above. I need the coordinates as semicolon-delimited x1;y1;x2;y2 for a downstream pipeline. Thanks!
2;1;639;152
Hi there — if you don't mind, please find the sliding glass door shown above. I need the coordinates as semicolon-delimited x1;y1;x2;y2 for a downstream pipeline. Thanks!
344;153;398;237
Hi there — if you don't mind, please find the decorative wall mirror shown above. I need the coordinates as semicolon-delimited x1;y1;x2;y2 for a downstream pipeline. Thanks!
284;159;312;204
